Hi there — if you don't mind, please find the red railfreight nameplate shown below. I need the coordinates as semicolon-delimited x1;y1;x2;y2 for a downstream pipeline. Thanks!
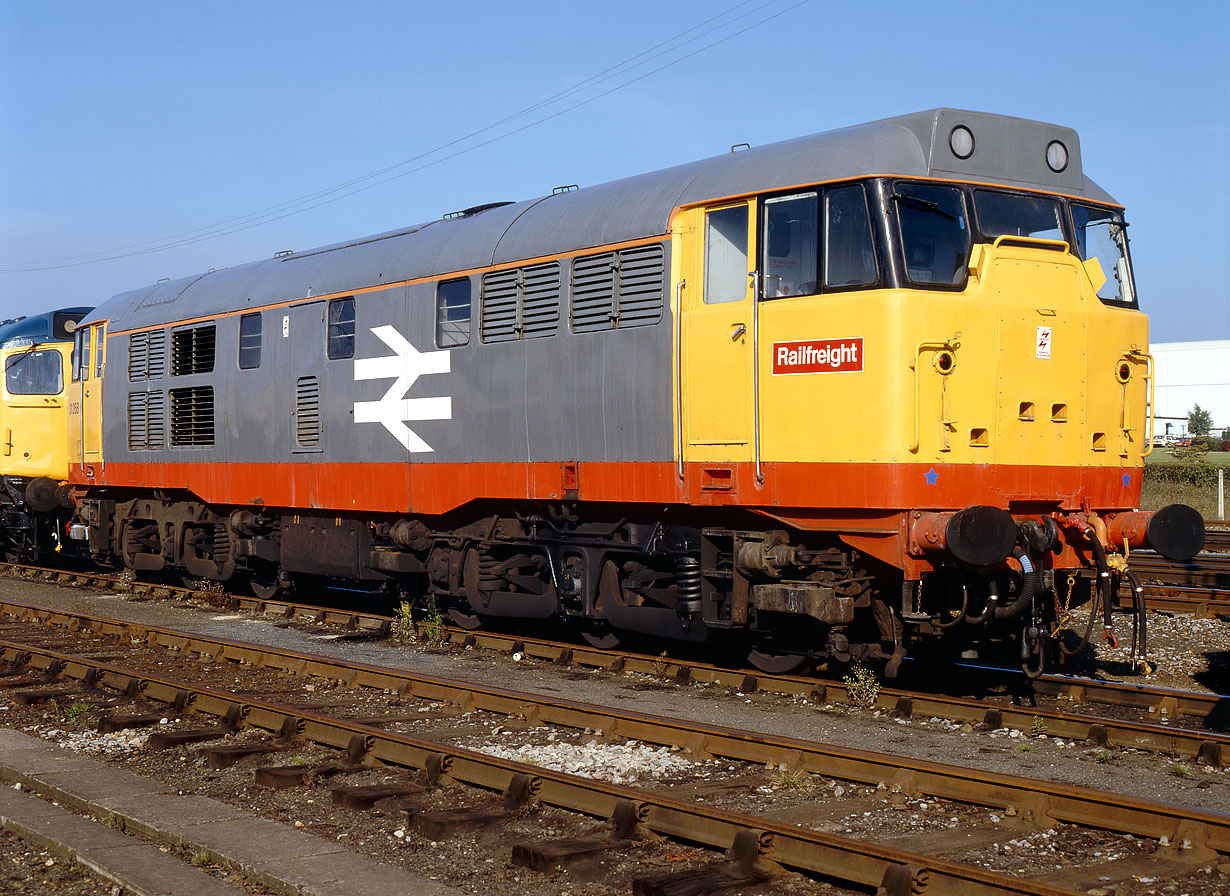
772;337;864;374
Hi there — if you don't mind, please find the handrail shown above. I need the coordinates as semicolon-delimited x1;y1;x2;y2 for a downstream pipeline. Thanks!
675;279;686;479
750;271;763;484
908;337;960;453
1133;349;1156;458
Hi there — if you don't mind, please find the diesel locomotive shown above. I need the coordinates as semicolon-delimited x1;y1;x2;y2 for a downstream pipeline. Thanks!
0;308;92;561
47;108;1206;675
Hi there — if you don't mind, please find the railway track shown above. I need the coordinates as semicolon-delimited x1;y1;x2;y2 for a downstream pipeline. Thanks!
2;564;1226;757
1129;551;1230;590
1138;583;1230;618
0;604;1226;895
1202;528;1230;554
4;596;1227;769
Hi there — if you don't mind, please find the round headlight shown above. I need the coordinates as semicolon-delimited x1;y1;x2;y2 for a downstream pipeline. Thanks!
1046;140;1069;173
949;125;975;160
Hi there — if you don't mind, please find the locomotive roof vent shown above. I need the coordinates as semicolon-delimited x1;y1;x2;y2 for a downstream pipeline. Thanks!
444;201;514;220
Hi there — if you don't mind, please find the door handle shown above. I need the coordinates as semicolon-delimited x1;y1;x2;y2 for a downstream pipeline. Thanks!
731;323;746;341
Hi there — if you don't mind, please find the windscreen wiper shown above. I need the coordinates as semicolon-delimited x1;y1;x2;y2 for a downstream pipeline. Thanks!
890;193;957;221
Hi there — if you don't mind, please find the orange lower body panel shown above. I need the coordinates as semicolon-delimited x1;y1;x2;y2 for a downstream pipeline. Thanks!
72;460;1142;521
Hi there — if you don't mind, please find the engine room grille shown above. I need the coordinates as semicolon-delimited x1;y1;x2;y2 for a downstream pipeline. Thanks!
521;262;561;337
169;386;214;447
480;262;560;342
171;324;216;376
127;330;167;381
126;391;166;450
570;244;664;332
480;270;519;342
296;376;321;447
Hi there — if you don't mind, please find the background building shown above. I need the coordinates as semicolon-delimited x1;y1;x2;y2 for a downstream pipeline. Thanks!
1151;341;1230;437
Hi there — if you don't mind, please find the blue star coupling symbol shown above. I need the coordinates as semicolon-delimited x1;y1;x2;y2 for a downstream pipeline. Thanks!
1121;473;1131;487
924;468;939;485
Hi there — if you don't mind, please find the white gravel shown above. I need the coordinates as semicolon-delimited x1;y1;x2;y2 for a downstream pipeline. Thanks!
22;723;152;757
460;732;702;785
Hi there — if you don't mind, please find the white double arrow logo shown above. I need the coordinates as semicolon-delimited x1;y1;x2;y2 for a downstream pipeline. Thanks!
353;326;451;453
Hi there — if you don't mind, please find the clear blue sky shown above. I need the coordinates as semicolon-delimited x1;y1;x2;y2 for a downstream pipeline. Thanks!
2;1;1227;342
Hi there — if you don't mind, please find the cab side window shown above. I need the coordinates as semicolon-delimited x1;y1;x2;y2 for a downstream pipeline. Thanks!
760;182;879;298
71;330;84;383
93;325;105;378
77;329;91;381
436;278;471;347
239;312;262;369
763;193;818;298
327;297;355;359
704;205;749;303
824;184;878;289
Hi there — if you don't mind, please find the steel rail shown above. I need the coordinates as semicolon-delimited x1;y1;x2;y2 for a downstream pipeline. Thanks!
1;596;1225;764
0;602;1226;858
1130;553;1230;589
0;637;1078;896
0;562;394;632
1138;584;1230;618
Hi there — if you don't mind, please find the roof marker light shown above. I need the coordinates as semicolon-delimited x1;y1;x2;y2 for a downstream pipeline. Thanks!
949;125;975;160
1046;140;1069;173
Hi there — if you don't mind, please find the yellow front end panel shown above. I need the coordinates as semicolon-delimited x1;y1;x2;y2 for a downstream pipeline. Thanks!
1;344;73;480
677;210;1150;480
752;241;1149;470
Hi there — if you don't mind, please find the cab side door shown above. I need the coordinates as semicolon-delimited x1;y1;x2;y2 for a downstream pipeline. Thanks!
680;201;756;467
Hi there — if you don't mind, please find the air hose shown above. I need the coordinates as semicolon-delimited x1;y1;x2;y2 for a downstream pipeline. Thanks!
1082;526;1117;646
1126;569;1151;673
994;548;1040;619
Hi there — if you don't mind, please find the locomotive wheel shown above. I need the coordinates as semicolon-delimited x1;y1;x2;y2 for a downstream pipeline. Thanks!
447;607;482;630
582;578;621;649
580;622;621;650
248;576;286;601
747;637;809;675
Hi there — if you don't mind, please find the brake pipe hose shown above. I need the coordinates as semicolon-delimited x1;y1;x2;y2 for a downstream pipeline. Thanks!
1082;526;1117;646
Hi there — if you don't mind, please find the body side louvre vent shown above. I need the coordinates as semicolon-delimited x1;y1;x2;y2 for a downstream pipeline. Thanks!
615;244;665;326
168;386;214;447
480;270;521;342
481;262;561;342
571;244;664;332
571;252;617;332
295;376;321;447
171;324;216;376
128;330;167;381
126;391;166;450
520;261;560;337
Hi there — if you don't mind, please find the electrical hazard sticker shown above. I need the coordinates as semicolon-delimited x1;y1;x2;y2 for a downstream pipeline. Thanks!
1036;326;1052;360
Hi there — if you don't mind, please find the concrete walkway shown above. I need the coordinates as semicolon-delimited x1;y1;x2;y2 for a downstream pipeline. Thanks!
0;727;460;896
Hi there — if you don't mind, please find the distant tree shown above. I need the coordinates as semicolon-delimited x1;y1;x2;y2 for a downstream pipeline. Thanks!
1187;404;1214;437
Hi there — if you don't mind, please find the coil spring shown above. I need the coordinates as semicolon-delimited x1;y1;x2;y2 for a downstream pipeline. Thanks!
478;555;503;591
676;555;701;613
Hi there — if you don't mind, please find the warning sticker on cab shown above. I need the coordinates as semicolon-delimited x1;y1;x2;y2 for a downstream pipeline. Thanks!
772;337;864;375
1036;326;1052;359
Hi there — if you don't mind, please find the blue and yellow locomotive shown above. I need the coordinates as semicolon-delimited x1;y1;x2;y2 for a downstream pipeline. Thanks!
0;308;92;560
